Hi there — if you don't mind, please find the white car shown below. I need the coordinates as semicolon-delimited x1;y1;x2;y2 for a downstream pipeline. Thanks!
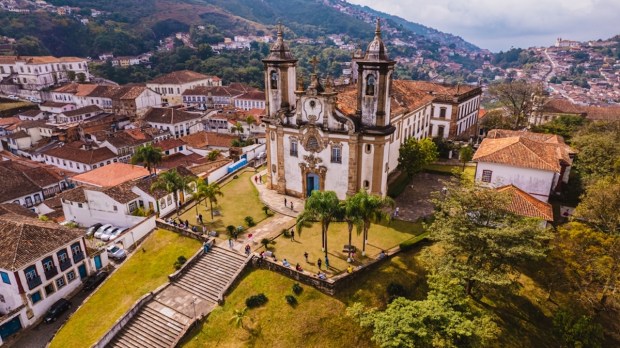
106;245;127;260
94;224;113;239
100;227;119;241
107;228;127;241
7;95;19;100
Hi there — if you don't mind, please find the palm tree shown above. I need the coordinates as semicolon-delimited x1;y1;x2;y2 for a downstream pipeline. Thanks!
150;169;193;216
342;194;362;262
296;190;341;261
201;182;224;220
131;144;163;175
207;150;220;161
230;122;245;140
230;307;248;329
357;191;395;256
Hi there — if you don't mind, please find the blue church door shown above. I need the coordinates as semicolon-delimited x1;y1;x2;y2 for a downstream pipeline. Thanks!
306;174;319;197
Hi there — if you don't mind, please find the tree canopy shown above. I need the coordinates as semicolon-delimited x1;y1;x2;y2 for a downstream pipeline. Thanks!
398;137;438;178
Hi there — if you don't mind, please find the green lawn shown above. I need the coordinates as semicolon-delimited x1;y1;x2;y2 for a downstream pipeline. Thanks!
424;163;475;180
258;220;424;276
0;101;32;111
50;229;201;348
180;170;267;235
181;244;429;348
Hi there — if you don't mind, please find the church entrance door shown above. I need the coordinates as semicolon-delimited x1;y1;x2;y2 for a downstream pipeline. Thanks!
306;173;320;197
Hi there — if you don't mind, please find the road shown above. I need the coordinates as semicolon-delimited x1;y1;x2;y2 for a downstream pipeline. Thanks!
7;290;90;348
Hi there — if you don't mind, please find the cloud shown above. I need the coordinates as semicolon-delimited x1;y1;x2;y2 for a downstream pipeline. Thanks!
347;0;620;51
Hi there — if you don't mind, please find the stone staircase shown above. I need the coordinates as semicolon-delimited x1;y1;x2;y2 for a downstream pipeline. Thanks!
174;246;249;302
105;246;249;348
108;301;188;348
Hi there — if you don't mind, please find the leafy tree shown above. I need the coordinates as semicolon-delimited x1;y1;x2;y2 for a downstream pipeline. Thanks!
488;80;544;129
355;191;394;256
66;71;76;81
398;137;438;178
207;150;221;161
341;194;362;262
131;144;163;175
552;307;604;348
230;122;245;140
571;124;620;182
296;191;341;260
348;275;499;348
76;73;86;83
427;177;552;297
459;145;474;171
531;114;586;141
14;35;49;56
550;222;620;310
150;169;193;216
574;175;620;234
196;181;224;221
480;109;515;131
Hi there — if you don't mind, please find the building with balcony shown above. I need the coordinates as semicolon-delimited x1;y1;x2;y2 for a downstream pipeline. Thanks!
0;204;89;343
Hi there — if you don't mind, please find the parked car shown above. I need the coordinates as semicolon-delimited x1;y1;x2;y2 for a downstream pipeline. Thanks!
94;224;113;239
44;298;72;323
82;271;109;291
26;96;41;103
107;228;127;241
106;245;127;260
7;95;19;100
85;223;102;237
100;227;119;241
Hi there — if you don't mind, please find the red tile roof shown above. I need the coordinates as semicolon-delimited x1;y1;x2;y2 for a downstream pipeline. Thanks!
155;138;186;151
497;185;554;221
148;70;217;85
43;146;116;164
473;136;571;172
71;163;150;187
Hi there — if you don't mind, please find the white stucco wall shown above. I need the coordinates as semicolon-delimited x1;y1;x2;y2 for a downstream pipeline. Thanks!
474;162;556;202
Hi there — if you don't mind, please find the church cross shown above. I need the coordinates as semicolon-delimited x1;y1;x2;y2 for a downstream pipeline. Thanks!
309;56;319;74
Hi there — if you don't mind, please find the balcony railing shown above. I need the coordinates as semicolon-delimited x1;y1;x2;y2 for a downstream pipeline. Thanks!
73;252;85;263
27;275;42;290
44;267;58;280
59;259;72;272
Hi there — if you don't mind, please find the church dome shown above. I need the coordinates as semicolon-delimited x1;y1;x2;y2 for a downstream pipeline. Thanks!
267;24;295;61
364;19;389;61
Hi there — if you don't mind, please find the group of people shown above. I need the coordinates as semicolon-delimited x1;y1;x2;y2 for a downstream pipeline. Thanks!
254;175;262;184
166;218;191;230
283;198;294;211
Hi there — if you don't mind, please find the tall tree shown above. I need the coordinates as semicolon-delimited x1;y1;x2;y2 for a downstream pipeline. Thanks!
296;191;341;260
150;169;193;216
571;125;620;183
574;175;620;234
230;122;245;140
398;137;438;178
459;145;474;171
200;181;224;221
356;191;394;256
347;274;499;347
131;144;163;175
342;194;362;262
427;177;552;297
488;80;544;129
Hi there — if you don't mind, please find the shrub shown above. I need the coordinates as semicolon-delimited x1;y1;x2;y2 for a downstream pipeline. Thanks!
260;238;272;249
173;255;187;270
399;233;428;252
285;295;297;307
244;216;255;227
226;225;236;238
245;293;268;308
387;282;406;302
292;283;303;295
262;205;271;216
38;215;49;222
282;228;291;238
552;308;603;348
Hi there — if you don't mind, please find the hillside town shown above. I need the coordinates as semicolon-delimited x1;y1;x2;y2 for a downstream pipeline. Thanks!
0;1;619;347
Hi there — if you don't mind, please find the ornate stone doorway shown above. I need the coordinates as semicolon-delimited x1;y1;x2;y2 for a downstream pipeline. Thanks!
306;173;320;197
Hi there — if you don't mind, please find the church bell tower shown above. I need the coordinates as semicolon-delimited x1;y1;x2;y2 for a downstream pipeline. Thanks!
354;19;395;128
263;25;297;119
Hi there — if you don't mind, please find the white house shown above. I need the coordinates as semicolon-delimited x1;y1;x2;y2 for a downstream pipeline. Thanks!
146;70;221;106
143;107;204;138
473;130;573;203
54;105;103;125
0;204;90;343
233;90;266;111
43;144;118;173
0;160;67;210
0;55;89;91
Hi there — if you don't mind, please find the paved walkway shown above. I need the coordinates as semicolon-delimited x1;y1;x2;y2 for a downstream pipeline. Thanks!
251;170;304;218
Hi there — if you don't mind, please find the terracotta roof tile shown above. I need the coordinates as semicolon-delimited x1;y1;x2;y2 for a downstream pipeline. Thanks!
144;107;202;124
71;163;150;187
181;131;237;148
61;105;102;117
497;185;554;221
155;138;186;151
43;146;116;164
148;70;216;85
473;136;571;172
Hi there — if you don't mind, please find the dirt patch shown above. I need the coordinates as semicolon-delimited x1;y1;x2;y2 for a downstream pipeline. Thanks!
393;172;449;222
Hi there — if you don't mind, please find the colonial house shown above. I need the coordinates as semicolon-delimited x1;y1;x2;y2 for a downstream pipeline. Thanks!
263;22;441;199
6;121;56;155
143;107;204;138
153;138;189;157
182;85;246;109
43;144;118;173
146;70;222;106
17;109;47;121
38;101;75;115
233;90;266;111
53;105;103;125
101;130;153;163
0;55;89;91
529;98;587;126
472;130;573;203
108;86;162;117
0;160;67;210
181;131;238;156
496;185;554;226
0;117;21;138
0;204;89;343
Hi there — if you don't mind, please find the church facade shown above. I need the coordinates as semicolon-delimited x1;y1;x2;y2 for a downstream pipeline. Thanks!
262;21;481;199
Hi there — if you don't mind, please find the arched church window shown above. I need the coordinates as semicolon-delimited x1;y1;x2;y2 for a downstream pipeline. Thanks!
366;74;375;96
307;136;320;152
270;70;278;89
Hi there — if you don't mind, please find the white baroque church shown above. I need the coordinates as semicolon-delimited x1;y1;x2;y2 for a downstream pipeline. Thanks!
263;21;482;199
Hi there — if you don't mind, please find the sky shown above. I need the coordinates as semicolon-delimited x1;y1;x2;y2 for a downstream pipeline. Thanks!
347;0;620;52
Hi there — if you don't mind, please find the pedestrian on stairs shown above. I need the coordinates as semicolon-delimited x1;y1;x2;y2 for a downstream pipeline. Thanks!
245;244;251;256
228;237;233;248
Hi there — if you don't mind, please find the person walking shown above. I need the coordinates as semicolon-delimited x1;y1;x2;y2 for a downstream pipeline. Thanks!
291;230;295;241
199;214;203;224
284;197;287;207
244;244;251;256
304;252;309;262
290;201;293;211
317;258;322;270
228;237;233;248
